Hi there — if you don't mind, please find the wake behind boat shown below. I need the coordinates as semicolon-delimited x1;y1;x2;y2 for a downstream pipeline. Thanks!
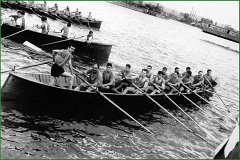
1;23;112;65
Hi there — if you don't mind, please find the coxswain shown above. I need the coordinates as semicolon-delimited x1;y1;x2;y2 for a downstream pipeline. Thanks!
74;63;101;92
121;69;149;95
99;63;115;92
49;45;75;90
36;16;50;34
114;64;132;92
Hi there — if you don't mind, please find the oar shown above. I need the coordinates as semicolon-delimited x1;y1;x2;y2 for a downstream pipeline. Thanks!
2;25;35;39
40;35;87;47
204;76;231;113
181;83;235;122
30;7;41;18
73;69;153;134
129;82;217;148
204;90;238;102
154;83;229;131
1;60;52;73
3;1;14;10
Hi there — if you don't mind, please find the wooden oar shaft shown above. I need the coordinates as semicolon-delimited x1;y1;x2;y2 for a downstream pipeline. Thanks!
1;60;52;73
73;69;153;134
204;76;231;112
204;90;238;102
41;35;86;46
3;25;35;39
131;83;216;148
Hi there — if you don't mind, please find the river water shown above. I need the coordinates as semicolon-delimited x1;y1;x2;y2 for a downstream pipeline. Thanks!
1;1;239;158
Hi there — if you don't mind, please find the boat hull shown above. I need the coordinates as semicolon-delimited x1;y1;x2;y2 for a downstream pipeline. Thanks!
2;73;204;118
1;24;112;64
202;26;239;43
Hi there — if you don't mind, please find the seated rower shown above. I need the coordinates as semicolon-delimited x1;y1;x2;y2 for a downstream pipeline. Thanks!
74;63;101;92
165;72;180;94
64;6;71;17
204;69;217;88
192;70;204;90
180;70;194;92
49;3;59;15
36;16;50;34
169;67;182;78
146;65;154;83
73;8;82;20
98;63;115;92
147;71;165;95
182;67;191;77
121;69;149;95
114;64;132;92
60;22;71;39
162;67;169;81
86;31;93;43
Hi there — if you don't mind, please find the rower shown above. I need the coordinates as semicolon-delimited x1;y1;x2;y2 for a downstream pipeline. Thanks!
74;9;82;20
146;71;165;95
36;16;50;34
114;64;132;92
146;65;154;83
50;3;59;15
9;11;25;29
192;70;204;90
162;67;169;81
165;72;180;94
64;6;70;16
87;12;93;21
204;69;217;87
74;63;101;92
182;67;191;77
170;67;181;78
60;22;71;39
99;63;115;92
180;70;194;92
86;31;94;43
49;45;75;90
121;69;149;95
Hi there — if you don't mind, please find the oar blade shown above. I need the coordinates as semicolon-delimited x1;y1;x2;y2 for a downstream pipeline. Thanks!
23;41;43;52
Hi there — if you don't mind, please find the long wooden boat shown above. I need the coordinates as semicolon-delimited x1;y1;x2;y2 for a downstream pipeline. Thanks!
1;1;102;29
201;23;239;43
2;72;207;116
1;23;112;64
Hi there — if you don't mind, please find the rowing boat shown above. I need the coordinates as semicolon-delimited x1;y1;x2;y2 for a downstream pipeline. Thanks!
1;2;102;29
2;72;207;114
1;23;112;64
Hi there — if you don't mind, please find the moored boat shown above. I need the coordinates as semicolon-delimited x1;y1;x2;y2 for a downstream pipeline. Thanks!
201;24;239;43
1;23;112;64
2;72;207;114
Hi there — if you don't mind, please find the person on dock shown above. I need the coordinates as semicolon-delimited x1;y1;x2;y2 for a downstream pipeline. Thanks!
179;70;194;92
49;45;75;90
114;64;133;92
121;69;149;95
191;70;204;89
147;71;165;95
86;31;94;43
165;72;180;94
60;22;71;39
36;16;50;34
162;67;169;81
182;67;191;77
99;62;115;92
146;65;154;83
9;10;25;29
74;63;101;92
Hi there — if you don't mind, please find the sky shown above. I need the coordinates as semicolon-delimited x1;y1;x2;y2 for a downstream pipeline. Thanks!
151;1;239;29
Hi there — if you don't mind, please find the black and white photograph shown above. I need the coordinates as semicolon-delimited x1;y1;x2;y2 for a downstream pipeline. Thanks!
1;0;239;159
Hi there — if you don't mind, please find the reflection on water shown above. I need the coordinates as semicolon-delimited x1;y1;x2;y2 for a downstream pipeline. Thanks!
1;1;239;158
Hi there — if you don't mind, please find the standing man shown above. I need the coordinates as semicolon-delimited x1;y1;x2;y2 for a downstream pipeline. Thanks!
36;16;50;34
49;45;75;90
61;22;71;39
86;31;94;43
